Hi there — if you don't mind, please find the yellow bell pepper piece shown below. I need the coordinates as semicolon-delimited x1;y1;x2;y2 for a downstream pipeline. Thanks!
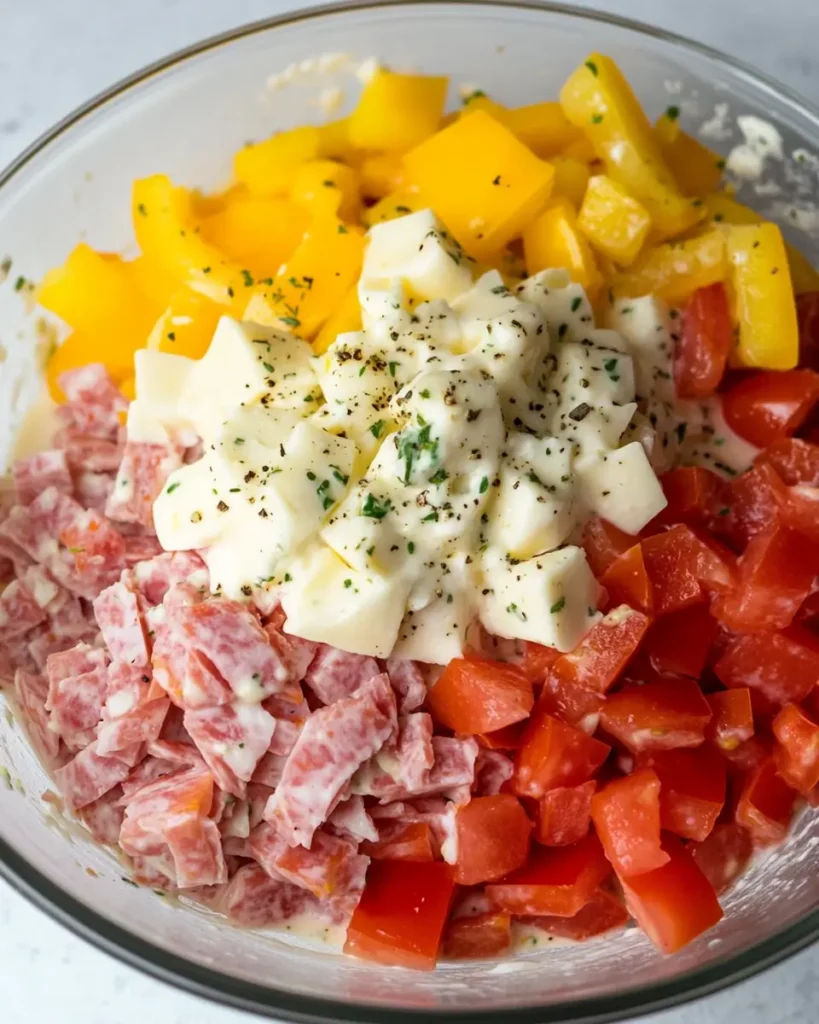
726;223;799;370
45;333;107;402
360;153;407;199
523;198;603;294
133;175;250;308
654;111;725;198
128;254;177;317
289;160;361;223
549;156;591;208
313;285;362;354
146;288;224;361
560;54;703;240
504;103;583;157
404;110;555;261
243;217;366;340
234;126;322;197
318;117;363;166
119;375;136;401
577;174;651;267
563;136;598;164
200;196;308;280
363;189;427;227
611;228;727;304
190;184;249;219
349;69;449;152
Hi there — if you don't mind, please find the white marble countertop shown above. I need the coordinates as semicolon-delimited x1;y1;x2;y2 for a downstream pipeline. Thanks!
1;1;818;1021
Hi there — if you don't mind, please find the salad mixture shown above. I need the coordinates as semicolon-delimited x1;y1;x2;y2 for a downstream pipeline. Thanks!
2;51;819;970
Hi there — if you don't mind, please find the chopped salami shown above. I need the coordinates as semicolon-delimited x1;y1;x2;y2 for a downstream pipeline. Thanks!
386;657;428;714
165;816;227;888
97;696;169;756
328;795;379;843
219;796;251;839
359;735;479;804
77;786;126;844
58;364;128;439
0;579;48;640
61;510;126;590
14;669;60;761
251;751;288;789
13;450;73;505
263;691;310;755
392;713;435;791
184;702;276;797
93;580;149;666
130;551;208;606
105;440;182;530
264;610;319;685
151;625;231;709
0;536;34;579
123;535;164;567
266;672;397;848
303;645;380;706
54;740;134;809
474;748;515;797
46;651;108;750
56;428;123;473
224;863;319;927
74;471;116;514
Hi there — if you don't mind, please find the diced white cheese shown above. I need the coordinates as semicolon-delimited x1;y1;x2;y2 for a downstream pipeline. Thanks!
516;269;595;342
575;440;667;533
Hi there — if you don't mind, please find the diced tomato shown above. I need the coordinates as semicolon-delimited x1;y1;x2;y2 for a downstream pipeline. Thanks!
720;463;782;549
643;604;717;679
428;656;533;734
599;546;653;615
522;888;630;941
712;524;819;632
361;822;435;863
714;626;819;706
486;832;611;917
620;835;723;953
720;733;773;775
735;758;796;844
477;722;526;751
591;768;668;877
581;517;638;577
722;369;819;448
644;747;725;842
599;679;712;753
454;795;531;885
706;689;755;752
756;437;819;486
442;912;512;960
344;860;455;969
514;712;611;798
690;822;753;895
536;673;604;730
772;703;819;794
518;641;560;684
657;466;729;530
797;291;819;372
536;780;595;847
552;606;651;694
675;283;732;399
774;481;819;545
641;527;704;616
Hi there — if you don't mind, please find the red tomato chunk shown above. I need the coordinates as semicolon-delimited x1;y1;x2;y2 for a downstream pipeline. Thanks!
581;517;638;577
657;466;728;529
690;823;754;895
514;712;610;797
599;679;712;753
735;758;796;845
454;795;531;885
643;604;716;679
599;546;653;616
360;822;435;862
553;605;651;694
428;656;533;734
722;369;819;448
714;627;819;707
522;888;629;941
442;912;512;960
645;747;725;842
591;768;668;877
756;437;819;486
536;780;595;846
706;689;755;752
675;283;732;399
773;704;819;794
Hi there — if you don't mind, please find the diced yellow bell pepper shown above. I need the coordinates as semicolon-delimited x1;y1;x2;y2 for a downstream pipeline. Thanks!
243;217;366;340
318;117;363;166
45;333;109;402
190;184;249;219
405;110;555;260
523;198;603;294
128;254;178;317
577;174;651;267
200;196;308;280
313;285;362;354
349;69;449;152
560;54;703;240
504;102;583;157
363;188;427;227
360;153;407;199
475;247;528;285
234;126;323;197
611;228;727;304
119;375;136;401
654;111;725;198
726;223;799;370
146;288;224;361
551;156;591;208
563;136;598;164
133;175;250;308
289;160;361;223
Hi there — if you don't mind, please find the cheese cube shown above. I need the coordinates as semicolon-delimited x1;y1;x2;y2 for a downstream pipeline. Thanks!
575;440;667;533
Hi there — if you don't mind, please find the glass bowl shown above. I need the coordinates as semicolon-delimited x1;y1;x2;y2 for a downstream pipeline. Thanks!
1;2;818;1021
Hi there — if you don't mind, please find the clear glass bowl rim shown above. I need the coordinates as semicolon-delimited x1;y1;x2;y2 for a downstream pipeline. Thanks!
0;2;817;1021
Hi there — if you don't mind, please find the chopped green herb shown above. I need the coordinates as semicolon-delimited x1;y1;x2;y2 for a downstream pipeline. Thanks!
389;361;398;377
665;105;681;121
591;113;604;124
370;420;386;439
570;296;582;312
585;60;598;76
603;357;620;382
166;481;181;495
137;202;148;216
344;579;353;589
550;597;566;614
479;476;489;493
422;510;439;522
408;541;415;554
306;470;317;481
279;315;301;329
362;493;391;519
241;269;254;287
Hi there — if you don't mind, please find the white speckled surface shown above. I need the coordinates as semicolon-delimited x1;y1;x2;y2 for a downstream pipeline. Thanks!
1;1;818;1021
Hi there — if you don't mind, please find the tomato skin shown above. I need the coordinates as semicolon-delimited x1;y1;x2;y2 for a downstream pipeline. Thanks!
599;546;653;615
722;369;819;448
714;627;819;707
719;732;773;775
690;822;753;894
772;704;819;794
591;768;669;877
518;641;560;685
756;437;819;486
361;822;435;863
442;912;512;959
797;292;819;371
711;524;819;633
536;780;595;846
553;605;651;694
641;527;704;616
536;673;604;730
657;466;729;529
486;832;611;917
675;283;732;398
454;795;532;885
620;835;723;954
344;860;456;969
428;656;533;734
521;888;629;941
643;604;717;679
477;722;526;751
721;463;782;549
599;678;712;753
514;712;611;798
643;747;725;842
581;517;638;577
735;758;796;844
706;689;755;752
